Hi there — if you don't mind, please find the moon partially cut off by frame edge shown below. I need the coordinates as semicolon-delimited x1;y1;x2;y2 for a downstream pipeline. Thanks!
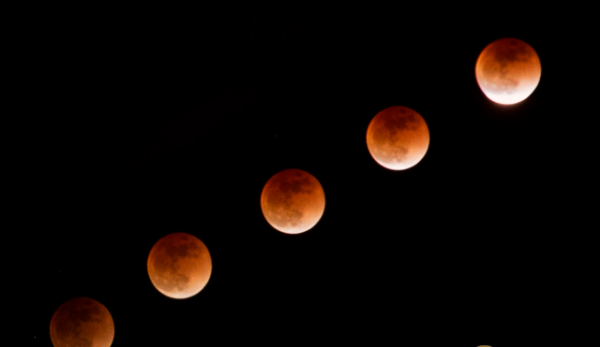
50;297;115;347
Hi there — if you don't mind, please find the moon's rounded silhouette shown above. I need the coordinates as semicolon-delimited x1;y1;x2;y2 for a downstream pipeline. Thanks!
261;169;325;234
366;106;430;170
147;232;212;299
49;297;115;347
475;38;541;105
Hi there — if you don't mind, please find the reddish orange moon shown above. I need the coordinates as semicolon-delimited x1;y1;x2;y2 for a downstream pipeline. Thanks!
475;37;541;105
49;297;115;347
147;232;212;299
366;106;430;170
261;169;325;234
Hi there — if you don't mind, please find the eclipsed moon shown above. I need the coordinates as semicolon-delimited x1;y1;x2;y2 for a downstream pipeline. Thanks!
147;232;212;299
50;297;115;347
261;169;325;234
366;106;430;170
475;37;541;105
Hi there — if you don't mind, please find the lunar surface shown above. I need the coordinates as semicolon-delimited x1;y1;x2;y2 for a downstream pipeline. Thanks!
147;232;212;299
366;106;430;170
50;297;115;347
261;169;325;234
475;37;541;104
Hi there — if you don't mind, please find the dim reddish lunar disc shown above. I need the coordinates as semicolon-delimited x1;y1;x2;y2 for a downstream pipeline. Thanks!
475;37;541;104
49;297;115;347
366;106;430;170
147;232;212;299
261;169;325;234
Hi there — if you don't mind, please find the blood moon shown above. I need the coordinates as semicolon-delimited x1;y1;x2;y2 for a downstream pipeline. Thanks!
366;106;430;170
476;37;541;105
147;232;212;299
50;297;115;347
261;169;325;234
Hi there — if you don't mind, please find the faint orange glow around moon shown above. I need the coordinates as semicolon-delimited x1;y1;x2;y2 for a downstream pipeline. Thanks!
50;297;115;347
366;106;430;170
261;168;325;234
476;37;541;105
147;232;212;299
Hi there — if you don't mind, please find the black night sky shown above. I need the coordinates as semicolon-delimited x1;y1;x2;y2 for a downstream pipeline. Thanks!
27;4;595;346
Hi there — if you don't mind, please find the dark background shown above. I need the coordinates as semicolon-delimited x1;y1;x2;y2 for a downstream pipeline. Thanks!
25;4;595;346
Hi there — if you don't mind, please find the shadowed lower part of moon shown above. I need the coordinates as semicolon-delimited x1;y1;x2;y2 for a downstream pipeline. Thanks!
475;37;541;105
366;106;430;170
261;169;325;234
147;232;212;299
50;297;115;347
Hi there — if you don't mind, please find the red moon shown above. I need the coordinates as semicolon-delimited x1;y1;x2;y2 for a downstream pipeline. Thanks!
261;169;325;234
49;297;115;347
366;106;430;170
147;232;212;299
475;38;541;105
